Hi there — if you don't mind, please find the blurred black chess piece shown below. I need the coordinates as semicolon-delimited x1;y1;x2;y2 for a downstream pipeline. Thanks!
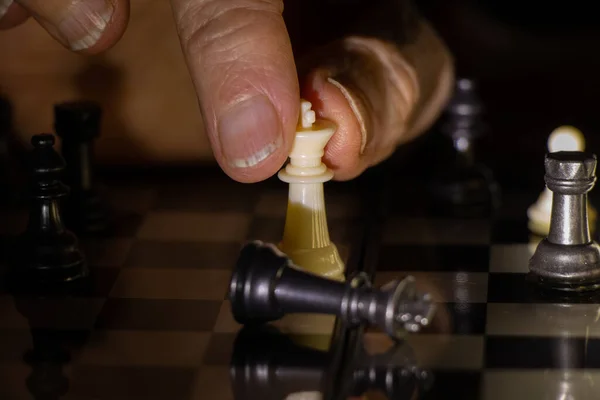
8;134;88;292
54;101;111;235
229;326;432;400
425;78;500;217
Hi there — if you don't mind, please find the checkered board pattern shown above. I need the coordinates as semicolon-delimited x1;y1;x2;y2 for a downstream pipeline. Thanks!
0;168;363;400
1;163;600;400
362;169;600;400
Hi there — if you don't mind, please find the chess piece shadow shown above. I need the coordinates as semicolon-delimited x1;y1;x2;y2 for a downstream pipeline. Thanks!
12;284;95;400
229;325;432;400
23;328;71;399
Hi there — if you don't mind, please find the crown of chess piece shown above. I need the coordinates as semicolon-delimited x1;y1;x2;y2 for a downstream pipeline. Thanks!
426;77;499;217
229;242;435;339
230;326;431;400
528;126;597;237
277;100;345;281
529;151;600;290
54;101;111;235
440;77;487;141
9;134;88;290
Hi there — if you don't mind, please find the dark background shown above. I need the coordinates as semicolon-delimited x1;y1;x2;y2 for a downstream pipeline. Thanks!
420;0;600;157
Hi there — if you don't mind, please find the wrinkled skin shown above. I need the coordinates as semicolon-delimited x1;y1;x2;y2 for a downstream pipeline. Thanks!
0;0;454;183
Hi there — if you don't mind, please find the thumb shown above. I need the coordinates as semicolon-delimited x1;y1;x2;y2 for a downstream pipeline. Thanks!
169;0;299;183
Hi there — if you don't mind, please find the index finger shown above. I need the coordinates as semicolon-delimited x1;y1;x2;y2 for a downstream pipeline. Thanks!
169;0;299;183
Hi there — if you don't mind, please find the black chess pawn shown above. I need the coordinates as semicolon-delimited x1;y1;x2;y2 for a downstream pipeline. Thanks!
54;101;110;235
9;134;88;289
426;78;499;217
441;78;487;149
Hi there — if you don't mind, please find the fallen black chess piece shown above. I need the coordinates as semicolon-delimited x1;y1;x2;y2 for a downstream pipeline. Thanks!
228;241;435;340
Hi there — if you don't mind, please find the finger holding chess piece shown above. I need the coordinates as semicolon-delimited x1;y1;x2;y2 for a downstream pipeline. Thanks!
275;100;347;348
278;100;345;282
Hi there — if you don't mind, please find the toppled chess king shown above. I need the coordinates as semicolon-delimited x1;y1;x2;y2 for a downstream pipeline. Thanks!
228;241;435;339
529;151;600;291
229;99;435;338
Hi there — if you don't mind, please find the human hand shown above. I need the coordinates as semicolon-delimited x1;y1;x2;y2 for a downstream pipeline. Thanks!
0;0;454;183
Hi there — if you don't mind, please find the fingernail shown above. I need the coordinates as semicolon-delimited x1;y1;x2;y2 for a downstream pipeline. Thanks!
57;0;114;51
0;0;13;19
327;76;369;155
218;95;283;168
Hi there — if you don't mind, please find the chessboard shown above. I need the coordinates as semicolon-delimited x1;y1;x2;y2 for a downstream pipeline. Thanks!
362;162;600;400
0;165;366;400
1;93;600;400
0;157;598;399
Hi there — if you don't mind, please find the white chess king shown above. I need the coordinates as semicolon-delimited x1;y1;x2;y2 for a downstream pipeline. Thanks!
278;100;345;281
528;125;597;236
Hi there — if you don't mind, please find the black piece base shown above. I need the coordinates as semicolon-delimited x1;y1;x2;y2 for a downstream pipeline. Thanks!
426;164;500;217
229;242;288;325
7;263;89;295
7;232;89;293
64;190;111;235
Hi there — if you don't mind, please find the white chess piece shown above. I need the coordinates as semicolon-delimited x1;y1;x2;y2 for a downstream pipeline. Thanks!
278;99;345;281
528;126;596;236
276;100;343;349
